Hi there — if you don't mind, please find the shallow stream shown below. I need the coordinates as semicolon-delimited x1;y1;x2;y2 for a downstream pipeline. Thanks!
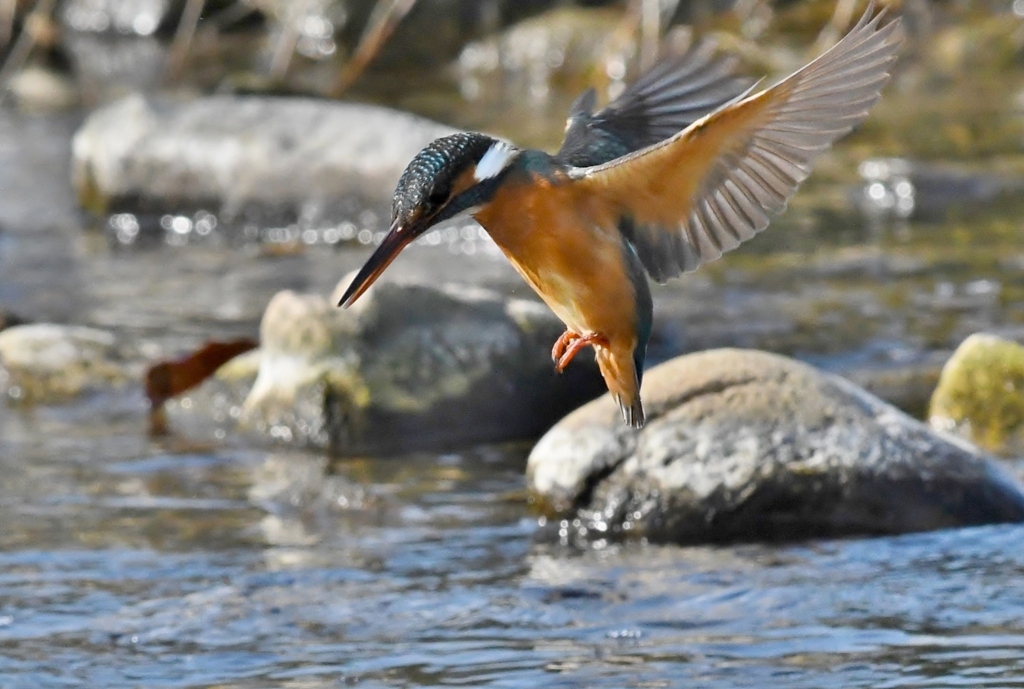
3;6;1024;685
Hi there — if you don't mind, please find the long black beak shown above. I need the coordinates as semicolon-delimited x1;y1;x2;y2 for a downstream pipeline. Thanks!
337;219;417;307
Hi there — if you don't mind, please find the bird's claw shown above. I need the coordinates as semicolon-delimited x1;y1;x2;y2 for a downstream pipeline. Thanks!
551;330;580;365
553;332;608;373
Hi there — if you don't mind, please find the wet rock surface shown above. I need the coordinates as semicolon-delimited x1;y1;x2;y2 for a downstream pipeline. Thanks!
170;280;606;453
930;333;1024;458
528;349;1024;545
71;95;457;219
0;323;141;402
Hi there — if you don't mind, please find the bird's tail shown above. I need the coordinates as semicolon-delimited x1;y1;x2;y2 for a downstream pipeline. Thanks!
596;347;646;429
616;393;646;429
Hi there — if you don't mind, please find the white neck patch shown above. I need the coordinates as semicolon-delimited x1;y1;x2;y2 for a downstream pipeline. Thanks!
474;141;517;182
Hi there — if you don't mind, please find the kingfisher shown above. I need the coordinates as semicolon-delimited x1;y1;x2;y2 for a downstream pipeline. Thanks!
338;6;902;429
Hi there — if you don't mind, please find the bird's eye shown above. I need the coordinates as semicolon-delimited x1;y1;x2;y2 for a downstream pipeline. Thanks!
428;188;448;207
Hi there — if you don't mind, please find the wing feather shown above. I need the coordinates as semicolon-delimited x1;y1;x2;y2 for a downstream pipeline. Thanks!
556;36;753;167
568;4;903;282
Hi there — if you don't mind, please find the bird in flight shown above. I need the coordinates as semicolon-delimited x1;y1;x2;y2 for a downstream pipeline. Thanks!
338;5;903;429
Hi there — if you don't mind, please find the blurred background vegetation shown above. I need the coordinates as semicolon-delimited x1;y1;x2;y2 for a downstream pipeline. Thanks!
2;0;1022;151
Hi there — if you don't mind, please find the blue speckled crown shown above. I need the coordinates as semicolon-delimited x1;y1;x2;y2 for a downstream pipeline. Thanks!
392;132;497;220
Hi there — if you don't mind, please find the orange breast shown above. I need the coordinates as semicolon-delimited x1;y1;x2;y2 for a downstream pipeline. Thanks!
475;176;639;350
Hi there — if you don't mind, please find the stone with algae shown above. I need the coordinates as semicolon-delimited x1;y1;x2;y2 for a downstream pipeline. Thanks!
930;333;1024;457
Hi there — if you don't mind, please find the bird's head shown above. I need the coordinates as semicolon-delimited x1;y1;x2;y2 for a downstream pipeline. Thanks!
337;132;518;307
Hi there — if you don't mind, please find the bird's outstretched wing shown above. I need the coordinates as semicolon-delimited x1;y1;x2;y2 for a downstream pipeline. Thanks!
567;5;903;282
555;37;753;168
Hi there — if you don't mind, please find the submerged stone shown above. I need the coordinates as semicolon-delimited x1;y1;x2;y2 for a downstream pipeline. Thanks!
930;334;1024;457
170;280;606;453
528;348;1024;545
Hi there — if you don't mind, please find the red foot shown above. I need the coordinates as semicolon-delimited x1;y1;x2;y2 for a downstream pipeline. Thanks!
555;332;608;373
551;330;580;364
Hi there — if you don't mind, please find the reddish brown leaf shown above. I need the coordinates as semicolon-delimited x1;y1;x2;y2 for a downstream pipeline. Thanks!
145;338;258;409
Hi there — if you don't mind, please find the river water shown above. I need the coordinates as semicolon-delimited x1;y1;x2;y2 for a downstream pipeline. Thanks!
3;400;1024;687
4;7;1024;686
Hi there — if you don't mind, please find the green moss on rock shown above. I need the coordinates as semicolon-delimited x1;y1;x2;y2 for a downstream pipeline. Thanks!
930;334;1024;456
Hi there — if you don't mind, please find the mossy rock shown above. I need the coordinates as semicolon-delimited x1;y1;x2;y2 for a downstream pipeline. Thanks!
929;334;1024;457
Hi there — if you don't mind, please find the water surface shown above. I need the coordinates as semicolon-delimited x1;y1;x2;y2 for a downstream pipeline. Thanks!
4;400;1024;687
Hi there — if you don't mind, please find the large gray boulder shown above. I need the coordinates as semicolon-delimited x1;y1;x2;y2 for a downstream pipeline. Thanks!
71;95;457;217
528;348;1024;544
169;280;606;453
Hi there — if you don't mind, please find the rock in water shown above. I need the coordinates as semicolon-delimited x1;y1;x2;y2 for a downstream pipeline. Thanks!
528;349;1024;545
930;333;1024;457
170;281;607;453
71;95;457;217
